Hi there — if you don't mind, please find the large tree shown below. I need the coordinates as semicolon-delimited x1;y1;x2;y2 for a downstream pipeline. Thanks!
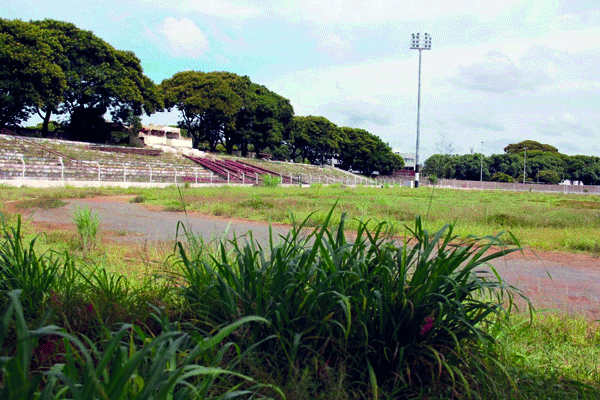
524;150;565;181
285;116;342;165
564;155;600;185
338;127;403;175
452;154;488;181
422;154;457;179
504;140;558;154
0;19;66;130
30;19;161;140
488;153;522;178
236;83;294;157
160;71;250;152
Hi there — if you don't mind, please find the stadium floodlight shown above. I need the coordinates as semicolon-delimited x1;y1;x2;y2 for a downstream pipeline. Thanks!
410;33;431;188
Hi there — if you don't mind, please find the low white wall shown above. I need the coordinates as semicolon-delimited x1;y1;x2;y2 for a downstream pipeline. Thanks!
0;179;224;189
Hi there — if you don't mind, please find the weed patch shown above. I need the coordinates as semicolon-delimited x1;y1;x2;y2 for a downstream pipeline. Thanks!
239;197;274;210
130;195;145;203
15;198;66;209
72;207;100;253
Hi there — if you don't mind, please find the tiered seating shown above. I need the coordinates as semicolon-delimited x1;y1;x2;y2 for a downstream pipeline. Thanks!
185;155;301;184
184;155;242;182
223;159;296;184
0;131;215;184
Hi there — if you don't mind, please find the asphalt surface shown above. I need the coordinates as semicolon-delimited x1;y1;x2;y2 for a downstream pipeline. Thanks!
22;196;600;319
26;196;292;245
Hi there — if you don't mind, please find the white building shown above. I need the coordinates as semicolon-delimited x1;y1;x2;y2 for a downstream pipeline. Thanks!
139;124;192;149
394;151;416;170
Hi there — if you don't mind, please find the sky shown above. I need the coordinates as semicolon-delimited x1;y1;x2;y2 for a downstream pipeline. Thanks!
3;0;600;159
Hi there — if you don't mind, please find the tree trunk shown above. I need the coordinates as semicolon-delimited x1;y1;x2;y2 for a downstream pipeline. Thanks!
192;133;201;149
41;109;52;137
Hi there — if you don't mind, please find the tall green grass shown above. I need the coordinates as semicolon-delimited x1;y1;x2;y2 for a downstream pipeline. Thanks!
0;290;278;400
72;207;100;254
173;206;530;395
0;215;71;317
2;196;599;398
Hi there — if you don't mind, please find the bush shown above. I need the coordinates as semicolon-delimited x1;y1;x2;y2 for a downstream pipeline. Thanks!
537;169;561;184
72;207;100;253
491;172;515;183
174;206;527;394
130;195;145;203
261;174;281;187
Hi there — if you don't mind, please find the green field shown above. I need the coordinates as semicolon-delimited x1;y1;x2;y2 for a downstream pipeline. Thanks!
3;184;600;253
1;184;600;399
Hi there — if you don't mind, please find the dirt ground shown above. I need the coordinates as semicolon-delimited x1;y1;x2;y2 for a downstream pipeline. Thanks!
7;195;600;321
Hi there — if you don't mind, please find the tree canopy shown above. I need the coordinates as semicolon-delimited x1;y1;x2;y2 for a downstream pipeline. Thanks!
32;19;162;140
0;19;65;129
338;127;403;175
504;140;558;154
0;18;161;140
284;116;343;165
160;71;251;152
424;141;600;185
236;83;294;157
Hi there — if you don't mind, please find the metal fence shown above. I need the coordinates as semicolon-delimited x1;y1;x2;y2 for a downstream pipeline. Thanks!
433;178;600;195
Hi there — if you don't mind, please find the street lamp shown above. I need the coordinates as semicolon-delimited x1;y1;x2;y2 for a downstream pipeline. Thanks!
480;141;484;184
410;32;431;188
523;147;528;184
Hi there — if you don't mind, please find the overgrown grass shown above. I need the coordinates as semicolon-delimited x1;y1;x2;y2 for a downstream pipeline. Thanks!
496;314;600;399
1;206;599;398
72;207;100;254
134;186;600;252
14;197;67;210
5;184;600;253
172;207;531;396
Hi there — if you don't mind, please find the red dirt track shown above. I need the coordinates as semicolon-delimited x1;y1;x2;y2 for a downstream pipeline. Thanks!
11;195;600;321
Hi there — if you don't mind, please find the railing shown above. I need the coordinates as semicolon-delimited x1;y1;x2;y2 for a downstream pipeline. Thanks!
0;155;391;188
432;178;600;195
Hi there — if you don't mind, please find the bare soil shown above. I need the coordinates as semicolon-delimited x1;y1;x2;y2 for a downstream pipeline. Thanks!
7;195;600;320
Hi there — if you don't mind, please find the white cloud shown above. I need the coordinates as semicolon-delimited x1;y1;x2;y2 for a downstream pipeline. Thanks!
136;0;262;18
320;95;393;126
447;50;553;93
158;18;209;59
536;114;597;138
281;0;524;24
315;31;352;60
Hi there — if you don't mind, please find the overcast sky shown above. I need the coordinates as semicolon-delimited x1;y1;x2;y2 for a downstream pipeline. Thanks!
3;0;600;158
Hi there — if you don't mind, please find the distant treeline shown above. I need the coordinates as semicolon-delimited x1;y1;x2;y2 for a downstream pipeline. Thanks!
423;140;600;185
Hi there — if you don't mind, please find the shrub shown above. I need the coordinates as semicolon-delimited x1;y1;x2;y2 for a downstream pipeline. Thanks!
72;207;100;253
261;174;281;187
130;195;145;203
174;206;527;394
536;170;561;184
491;172;515;183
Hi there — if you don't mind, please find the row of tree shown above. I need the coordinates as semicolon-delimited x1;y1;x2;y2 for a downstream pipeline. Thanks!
159;71;403;174
422;140;600;185
1;18;403;175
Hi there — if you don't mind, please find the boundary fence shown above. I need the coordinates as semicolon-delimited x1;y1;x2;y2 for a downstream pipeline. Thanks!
433;178;599;195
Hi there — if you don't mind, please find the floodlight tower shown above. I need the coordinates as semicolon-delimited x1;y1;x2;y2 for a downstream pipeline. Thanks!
523;147;528;184
410;32;431;188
